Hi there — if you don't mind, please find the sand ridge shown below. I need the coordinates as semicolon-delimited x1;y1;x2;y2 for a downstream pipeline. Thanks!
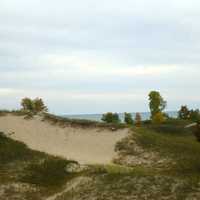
0;115;129;164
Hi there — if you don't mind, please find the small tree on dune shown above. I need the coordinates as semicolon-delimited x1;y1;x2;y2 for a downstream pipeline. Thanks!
152;112;166;124
21;97;48;114
178;105;190;120
33;98;48;113
148;91;167;119
101;112;121;123
190;109;200;122
21;98;35;112
135;113;142;126
124;112;134;125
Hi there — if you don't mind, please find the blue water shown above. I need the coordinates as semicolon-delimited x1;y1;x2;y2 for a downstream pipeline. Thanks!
64;111;178;122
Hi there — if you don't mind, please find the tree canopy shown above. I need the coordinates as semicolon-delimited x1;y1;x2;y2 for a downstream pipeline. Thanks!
21;97;48;114
148;91;167;119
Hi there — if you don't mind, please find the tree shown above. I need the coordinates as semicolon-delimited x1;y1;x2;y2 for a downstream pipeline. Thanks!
189;109;200;122
101;112;121;123
21;97;48;114
124;112;134;125
178;105;190;120
152;112;166;124
21;98;34;112
148;91;167;118
135;113;142;126
33;98;48;113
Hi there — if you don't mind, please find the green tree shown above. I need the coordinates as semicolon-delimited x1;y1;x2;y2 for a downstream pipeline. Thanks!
148;91;167;118
178;105;190;120
21;98;34;112
189;109;200;122
21;97;48;114
101;112;120;123
124;112;134;125
33;98;48;113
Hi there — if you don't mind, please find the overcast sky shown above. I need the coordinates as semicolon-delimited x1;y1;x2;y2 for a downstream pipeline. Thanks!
0;0;200;114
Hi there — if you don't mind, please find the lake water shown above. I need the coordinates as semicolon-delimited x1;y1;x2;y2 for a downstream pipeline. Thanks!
64;111;178;122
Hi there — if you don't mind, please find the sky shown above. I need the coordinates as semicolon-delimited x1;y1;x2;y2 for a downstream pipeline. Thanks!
0;0;200;114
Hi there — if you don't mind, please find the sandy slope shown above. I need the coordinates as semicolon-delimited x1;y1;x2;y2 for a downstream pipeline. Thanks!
0;115;128;164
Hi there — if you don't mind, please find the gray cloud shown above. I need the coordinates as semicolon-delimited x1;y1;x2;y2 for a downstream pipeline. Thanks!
0;0;200;113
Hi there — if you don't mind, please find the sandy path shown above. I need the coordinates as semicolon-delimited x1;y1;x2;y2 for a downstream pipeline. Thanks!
46;177;90;200
0;115;128;164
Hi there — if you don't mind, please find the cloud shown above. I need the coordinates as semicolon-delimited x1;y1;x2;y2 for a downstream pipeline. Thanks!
0;0;200;113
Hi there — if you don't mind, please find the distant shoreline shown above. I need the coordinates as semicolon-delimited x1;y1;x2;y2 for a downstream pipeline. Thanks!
64;111;178;122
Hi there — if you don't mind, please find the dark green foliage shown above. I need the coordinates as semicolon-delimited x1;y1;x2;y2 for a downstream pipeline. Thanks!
190;109;200;122
21;97;48;114
178;106;191;120
178;106;200;122
148;91;167;118
145;119;192;134
0;132;38;164
21;98;34;112
124;112;134;125
135;127;200;175
33;98;48;113
22;158;77;186
193;123;200;142
44;113;126;129
148;124;189;135
0;132;78;188
142;120;152;125
101;112;121;123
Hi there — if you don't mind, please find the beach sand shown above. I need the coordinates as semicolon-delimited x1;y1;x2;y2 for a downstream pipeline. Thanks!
0;115;128;164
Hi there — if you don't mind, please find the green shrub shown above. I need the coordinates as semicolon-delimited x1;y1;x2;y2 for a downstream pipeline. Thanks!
148;91;167;118
193;123;200;142
21;97;48;114
0;132;36;164
145;119;192;134
101;112;121;123
152;112;166;124
190;109;200;122
22;158;78;186
178;106;200;122
0;132;78;188
135;127;200;175
178;105;190;120
43;113;126;129
124;112;134;125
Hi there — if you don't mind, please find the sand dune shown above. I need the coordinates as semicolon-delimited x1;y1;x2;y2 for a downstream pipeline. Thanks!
0;115;128;164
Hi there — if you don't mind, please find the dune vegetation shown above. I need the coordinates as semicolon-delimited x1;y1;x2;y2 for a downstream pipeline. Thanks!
0;92;200;199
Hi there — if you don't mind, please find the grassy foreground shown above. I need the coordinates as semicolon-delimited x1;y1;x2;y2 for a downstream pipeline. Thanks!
40;120;200;200
1;118;200;200
0;132;78;200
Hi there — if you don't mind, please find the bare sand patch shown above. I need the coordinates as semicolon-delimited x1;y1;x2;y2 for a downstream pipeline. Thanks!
0;115;128;164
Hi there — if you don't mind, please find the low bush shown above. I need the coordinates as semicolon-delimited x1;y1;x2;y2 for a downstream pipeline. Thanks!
101;112;121;124
43;113;126;129
152;112;166;124
144;119;192;135
0;132;78;188
135;113;142;126
124;113;134;125
135;127;200;175
22;158;78;186
21;97;48;115
0;132;39;164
